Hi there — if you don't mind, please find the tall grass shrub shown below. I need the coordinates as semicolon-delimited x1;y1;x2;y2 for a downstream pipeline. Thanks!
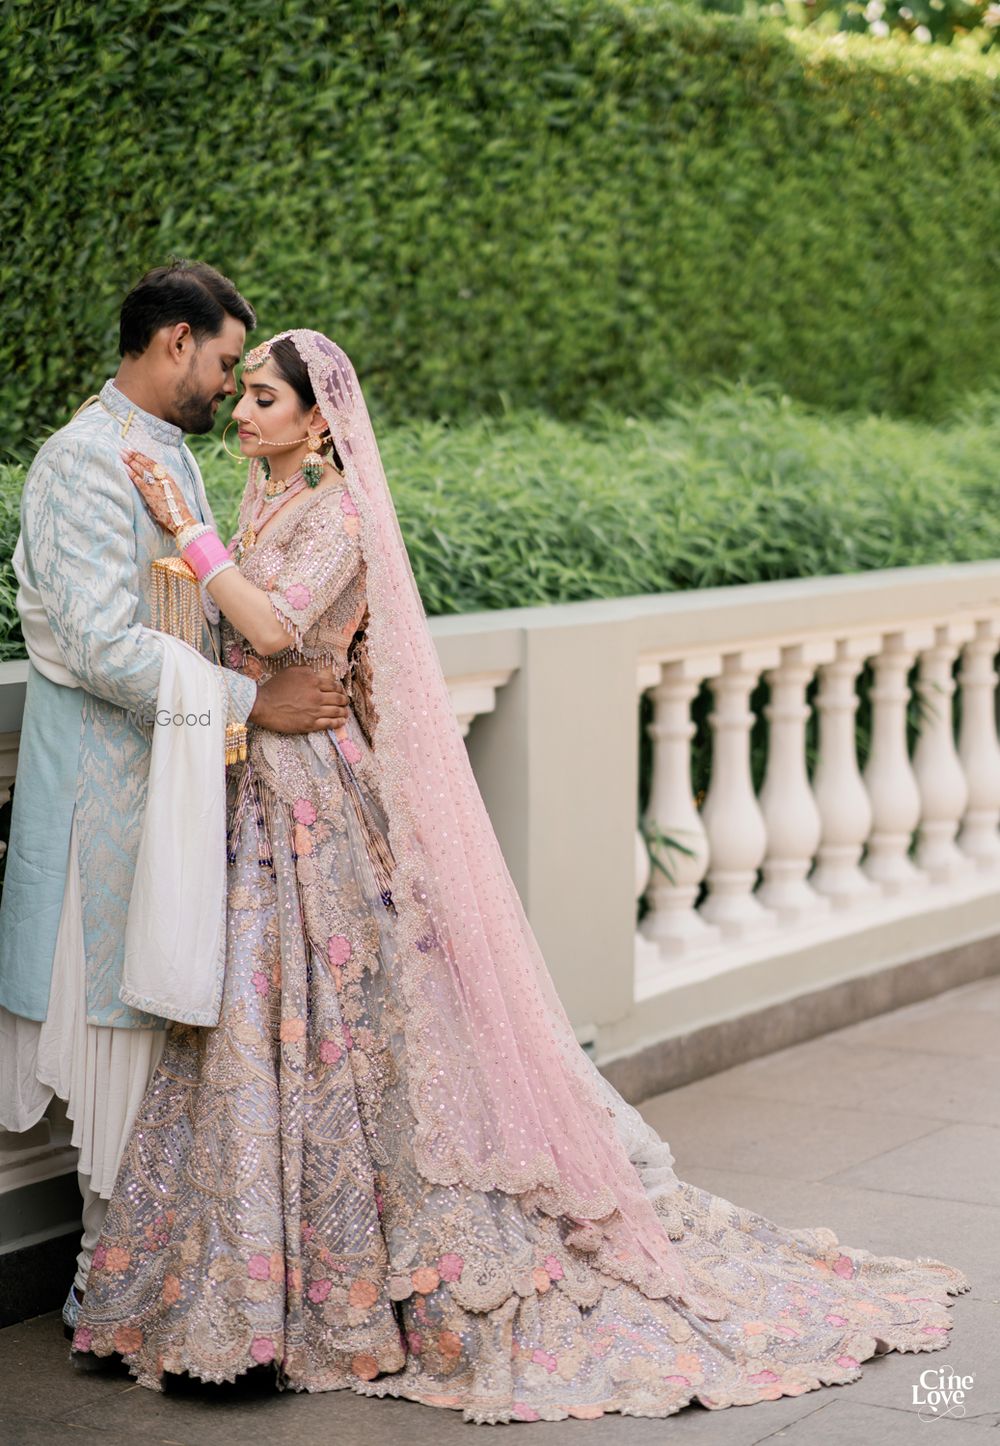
204;383;1000;610
2;384;999;659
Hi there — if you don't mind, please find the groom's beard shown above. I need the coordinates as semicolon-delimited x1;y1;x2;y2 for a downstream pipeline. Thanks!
173;370;225;434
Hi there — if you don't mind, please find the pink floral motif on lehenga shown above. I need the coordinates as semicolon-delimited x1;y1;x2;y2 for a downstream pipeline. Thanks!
438;1253;463;1282
327;934;351;967
247;1255;271;1281
114;1326;143;1355
349;1279;380;1309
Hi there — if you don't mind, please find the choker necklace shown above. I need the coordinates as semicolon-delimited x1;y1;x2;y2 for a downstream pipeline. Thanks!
235;449;345;562
236;457;319;561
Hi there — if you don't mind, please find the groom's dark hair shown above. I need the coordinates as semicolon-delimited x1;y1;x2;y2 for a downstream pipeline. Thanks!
119;260;256;357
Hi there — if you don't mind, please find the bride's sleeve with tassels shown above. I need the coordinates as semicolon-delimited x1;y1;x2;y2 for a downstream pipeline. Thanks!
256;484;365;655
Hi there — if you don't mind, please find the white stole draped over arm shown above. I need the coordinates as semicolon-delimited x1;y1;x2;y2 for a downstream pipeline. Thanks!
120;634;228;1026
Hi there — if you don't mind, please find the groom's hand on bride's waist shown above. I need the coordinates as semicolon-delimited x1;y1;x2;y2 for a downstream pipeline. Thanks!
247;664;349;734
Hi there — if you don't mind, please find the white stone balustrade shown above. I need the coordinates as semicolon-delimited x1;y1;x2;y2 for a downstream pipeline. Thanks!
630;573;1000;1031
8;562;1000;1218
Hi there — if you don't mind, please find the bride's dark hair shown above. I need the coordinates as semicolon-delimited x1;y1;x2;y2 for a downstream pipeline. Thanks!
269;336;343;470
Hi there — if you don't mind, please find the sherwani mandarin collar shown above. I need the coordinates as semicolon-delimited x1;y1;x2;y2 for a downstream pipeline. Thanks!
98;379;184;449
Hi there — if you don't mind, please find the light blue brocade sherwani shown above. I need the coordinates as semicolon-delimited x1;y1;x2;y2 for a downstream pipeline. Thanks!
0;380;257;1030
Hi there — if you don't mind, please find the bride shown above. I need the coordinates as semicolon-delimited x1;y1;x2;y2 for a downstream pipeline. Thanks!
73;330;968;1424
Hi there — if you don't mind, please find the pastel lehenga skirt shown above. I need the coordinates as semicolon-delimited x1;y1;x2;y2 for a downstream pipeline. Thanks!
75;715;970;1423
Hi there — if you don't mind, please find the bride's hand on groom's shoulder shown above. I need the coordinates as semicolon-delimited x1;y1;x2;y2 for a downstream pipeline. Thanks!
121;449;195;536
248;663;349;735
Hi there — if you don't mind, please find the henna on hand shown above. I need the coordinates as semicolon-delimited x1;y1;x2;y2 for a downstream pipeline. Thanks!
121;449;195;536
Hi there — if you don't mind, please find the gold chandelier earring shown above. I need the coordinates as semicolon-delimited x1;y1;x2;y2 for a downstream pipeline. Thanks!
302;431;326;488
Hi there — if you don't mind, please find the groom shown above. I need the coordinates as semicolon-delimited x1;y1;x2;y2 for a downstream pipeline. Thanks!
0;260;348;1339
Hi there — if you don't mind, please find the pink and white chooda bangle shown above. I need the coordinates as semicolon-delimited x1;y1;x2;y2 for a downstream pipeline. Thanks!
179;528;235;586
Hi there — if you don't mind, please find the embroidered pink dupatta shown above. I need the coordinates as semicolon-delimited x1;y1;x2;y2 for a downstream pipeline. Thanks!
275;330;693;1307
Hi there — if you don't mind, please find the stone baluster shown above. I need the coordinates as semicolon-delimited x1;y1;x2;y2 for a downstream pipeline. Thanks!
913;622;974;884
758;641;836;920
810;638;881;907
700;648;780;938
957;618;1000;870
639;656;723;957
862;630;932;895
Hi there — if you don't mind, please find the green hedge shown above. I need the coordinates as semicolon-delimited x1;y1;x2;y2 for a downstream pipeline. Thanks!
1;0;998;451
3;383;1000;660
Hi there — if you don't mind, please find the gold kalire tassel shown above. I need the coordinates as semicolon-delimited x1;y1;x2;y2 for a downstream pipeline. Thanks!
151;555;248;766
224;724;249;767
151;555;202;648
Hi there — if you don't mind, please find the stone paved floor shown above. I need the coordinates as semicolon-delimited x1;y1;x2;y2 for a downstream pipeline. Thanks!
1;973;997;1445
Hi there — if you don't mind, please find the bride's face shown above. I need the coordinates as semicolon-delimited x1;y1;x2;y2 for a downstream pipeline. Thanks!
232;356;310;459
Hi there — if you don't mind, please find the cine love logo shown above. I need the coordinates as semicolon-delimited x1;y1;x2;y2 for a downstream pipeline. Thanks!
912;1365;973;1423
